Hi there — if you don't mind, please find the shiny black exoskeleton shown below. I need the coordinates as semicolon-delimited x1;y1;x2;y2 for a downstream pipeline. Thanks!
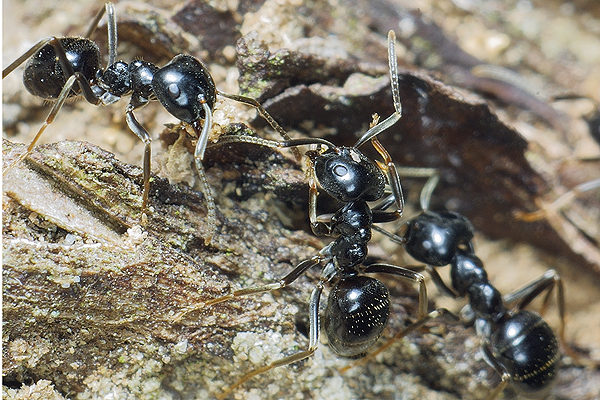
311;147;387;203
399;210;564;398
199;194;429;399
324;264;390;358
403;211;474;266
189;31;432;399
3;3;295;239
22;38;100;99
214;123;405;238
3;3;217;223
318;199;422;359
151;54;216;123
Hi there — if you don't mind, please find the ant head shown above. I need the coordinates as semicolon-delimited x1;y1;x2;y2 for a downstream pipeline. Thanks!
403;211;474;266
152;55;217;123
313;147;386;202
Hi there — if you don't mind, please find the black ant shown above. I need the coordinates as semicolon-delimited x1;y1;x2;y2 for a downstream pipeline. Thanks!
343;186;568;399
174;31;441;399
2;2;299;237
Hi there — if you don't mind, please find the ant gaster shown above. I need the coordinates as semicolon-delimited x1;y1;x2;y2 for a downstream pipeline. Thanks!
345;184;566;399
2;2;299;238
176;31;434;399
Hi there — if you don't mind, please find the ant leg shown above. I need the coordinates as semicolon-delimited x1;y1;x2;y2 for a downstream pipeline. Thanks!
371;137;404;217
211;134;335;151
306;157;331;236
369;261;460;300
3;71;98;173
501;269;565;342
354;30;402;148
193;99;214;161
371;225;406;244
174;255;322;321
194;160;216;242
395;167;440;211
217;283;324;400
206;256;320;306
105;3;117;66
387;30;402;117
217;90;302;160
189;100;218;241
425;265;460;298
363;263;428;318
515;178;600;222
83;3;117;67
125;106;152;220
481;343;511;400
3;38;54;78
51;37;101;104
372;167;438;214
339;307;458;373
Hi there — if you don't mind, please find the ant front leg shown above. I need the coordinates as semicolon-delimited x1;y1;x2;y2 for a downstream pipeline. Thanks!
394;166;440;211
306;156;332;236
217;90;302;161
371;137;404;217
372;166;439;215
190;99;218;241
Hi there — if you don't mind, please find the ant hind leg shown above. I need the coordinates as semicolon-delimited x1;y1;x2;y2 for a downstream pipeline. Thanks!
216;284;324;400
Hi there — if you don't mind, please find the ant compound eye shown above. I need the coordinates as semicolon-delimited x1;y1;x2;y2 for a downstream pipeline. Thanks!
334;164;348;177
168;83;180;99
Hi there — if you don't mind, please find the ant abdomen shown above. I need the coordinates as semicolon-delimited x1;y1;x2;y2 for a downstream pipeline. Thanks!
490;310;559;396
324;276;390;358
23;38;100;99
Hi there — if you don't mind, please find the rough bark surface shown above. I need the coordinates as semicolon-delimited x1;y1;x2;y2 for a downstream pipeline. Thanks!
3;0;600;399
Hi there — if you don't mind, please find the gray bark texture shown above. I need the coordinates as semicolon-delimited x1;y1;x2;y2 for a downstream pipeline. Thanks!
3;0;600;399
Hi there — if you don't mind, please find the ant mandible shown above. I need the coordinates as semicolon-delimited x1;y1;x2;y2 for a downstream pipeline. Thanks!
344;183;567;399
175;31;439;399
2;2;299;237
